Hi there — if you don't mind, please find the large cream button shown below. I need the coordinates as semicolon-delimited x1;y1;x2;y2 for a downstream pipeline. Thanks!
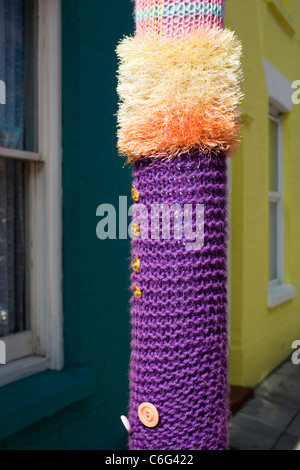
138;402;159;428
120;415;131;433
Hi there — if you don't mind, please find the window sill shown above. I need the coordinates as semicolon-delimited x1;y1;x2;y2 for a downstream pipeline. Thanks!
268;284;296;308
0;356;49;388
0;365;97;441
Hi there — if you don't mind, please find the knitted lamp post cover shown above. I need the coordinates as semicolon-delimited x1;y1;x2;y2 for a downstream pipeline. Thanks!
117;0;242;450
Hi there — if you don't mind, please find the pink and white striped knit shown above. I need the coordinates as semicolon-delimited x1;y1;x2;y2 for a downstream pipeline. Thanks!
135;0;225;37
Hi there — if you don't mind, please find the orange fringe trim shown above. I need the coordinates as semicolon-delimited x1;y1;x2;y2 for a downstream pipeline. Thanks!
118;103;241;163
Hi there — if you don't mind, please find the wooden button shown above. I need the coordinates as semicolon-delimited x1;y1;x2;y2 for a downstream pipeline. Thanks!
138;402;159;428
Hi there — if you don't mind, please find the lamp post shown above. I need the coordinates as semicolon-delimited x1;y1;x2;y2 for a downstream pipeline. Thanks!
117;0;242;450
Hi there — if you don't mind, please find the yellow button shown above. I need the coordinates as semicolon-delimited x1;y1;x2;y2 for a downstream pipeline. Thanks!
131;187;139;202
133;286;142;299
132;258;140;272
138;402;159;428
131;223;140;237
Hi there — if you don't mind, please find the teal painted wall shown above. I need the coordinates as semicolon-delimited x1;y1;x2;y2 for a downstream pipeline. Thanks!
0;0;133;450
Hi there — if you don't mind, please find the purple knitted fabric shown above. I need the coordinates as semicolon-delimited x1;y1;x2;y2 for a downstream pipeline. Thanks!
129;150;229;450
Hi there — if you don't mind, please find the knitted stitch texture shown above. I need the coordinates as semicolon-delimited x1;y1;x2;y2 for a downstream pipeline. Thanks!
129;151;229;450
135;0;225;37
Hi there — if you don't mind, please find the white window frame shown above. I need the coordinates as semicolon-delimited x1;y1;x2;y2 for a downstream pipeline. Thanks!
264;59;296;308
269;112;284;287
0;0;63;387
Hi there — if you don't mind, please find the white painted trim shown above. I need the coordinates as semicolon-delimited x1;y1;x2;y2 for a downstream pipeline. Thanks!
1;331;33;363
0;356;49;388
0;147;41;161
268;284;296;308
35;0;63;370
264;59;293;113
269;191;280;203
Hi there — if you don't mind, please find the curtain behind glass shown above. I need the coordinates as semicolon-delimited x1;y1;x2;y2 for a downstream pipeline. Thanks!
0;0;26;337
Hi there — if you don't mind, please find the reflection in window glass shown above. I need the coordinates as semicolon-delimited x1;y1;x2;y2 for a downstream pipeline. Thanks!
0;0;24;150
269;201;278;282
269;118;278;192
0;158;26;337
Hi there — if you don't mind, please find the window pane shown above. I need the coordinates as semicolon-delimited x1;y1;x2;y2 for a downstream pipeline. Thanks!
0;158;27;337
269;118;278;192
0;0;37;152
0;0;24;150
269;201;278;281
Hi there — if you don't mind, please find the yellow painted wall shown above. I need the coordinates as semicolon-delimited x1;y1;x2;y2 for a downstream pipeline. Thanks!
225;0;300;386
